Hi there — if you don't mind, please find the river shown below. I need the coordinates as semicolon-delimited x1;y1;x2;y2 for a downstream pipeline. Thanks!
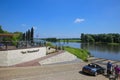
53;42;120;61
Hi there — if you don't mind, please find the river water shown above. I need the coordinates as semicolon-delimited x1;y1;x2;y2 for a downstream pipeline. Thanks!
53;42;120;61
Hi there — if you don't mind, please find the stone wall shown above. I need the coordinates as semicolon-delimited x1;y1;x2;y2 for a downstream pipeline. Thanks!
0;47;46;66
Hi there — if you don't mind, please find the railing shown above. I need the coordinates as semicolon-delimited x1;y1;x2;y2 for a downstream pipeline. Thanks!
0;41;46;51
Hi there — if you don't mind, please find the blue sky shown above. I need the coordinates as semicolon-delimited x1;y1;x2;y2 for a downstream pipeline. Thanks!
0;0;120;38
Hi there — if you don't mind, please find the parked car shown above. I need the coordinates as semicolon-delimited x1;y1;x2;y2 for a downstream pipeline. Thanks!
82;63;105;76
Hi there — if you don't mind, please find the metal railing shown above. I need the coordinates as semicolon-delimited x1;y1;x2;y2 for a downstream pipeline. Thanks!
0;41;46;50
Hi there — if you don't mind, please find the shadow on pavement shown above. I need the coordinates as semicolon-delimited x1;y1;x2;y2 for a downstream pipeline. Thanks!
79;70;108;78
78;71;93;77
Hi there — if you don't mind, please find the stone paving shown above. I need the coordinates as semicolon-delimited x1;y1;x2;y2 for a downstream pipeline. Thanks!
39;51;82;65
0;62;109;80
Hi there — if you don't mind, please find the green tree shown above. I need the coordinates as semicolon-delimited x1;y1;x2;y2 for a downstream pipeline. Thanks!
106;34;113;43
22;33;26;41
26;31;28;41
13;32;23;40
88;35;95;43
81;33;85;42
28;29;31;41
31;27;34;43
0;25;4;33
113;33;120;43
46;38;57;42
81;33;120;43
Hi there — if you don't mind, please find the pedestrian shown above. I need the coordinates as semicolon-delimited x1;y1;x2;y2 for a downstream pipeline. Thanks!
118;67;120;80
114;65;119;80
114;65;120;80
107;61;112;76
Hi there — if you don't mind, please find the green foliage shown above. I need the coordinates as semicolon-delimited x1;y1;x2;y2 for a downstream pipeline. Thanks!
60;39;81;43
81;33;120;43
22;33;26;41
11;33;22;45
25;29;30;41
46;42;54;47
11;36;17;45
3;30;9;33
45;38;57;42
64;46;90;61
21;27;34;43
42;38;81;43
0;25;23;45
2;37;11;41
14;32;23;40
0;25;4;33
31;27;34;43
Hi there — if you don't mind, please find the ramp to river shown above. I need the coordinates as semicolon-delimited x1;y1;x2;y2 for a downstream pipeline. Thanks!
39;51;82;65
88;57;120;67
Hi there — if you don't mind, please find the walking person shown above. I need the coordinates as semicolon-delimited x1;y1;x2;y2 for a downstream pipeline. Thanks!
114;65;119;80
118;66;120;80
107;61;112;76
114;65;120;80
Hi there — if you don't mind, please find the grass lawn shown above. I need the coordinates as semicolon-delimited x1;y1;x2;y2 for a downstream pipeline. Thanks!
64;46;90;61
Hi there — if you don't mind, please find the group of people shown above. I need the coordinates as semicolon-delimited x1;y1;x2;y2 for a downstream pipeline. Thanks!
107;61;120;80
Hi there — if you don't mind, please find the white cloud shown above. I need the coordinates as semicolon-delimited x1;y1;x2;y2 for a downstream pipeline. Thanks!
74;18;85;23
21;24;38;30
21;24;27;27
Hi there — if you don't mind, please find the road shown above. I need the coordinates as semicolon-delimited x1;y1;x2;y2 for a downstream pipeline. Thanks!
0;62;109;80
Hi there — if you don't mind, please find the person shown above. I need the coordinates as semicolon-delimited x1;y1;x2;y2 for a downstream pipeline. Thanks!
107;61;112;76
118;66;120;80
114;65;119;80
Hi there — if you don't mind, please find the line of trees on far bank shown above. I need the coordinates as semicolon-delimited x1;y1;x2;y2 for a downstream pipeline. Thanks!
81;33;120;43
42;38;80;43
